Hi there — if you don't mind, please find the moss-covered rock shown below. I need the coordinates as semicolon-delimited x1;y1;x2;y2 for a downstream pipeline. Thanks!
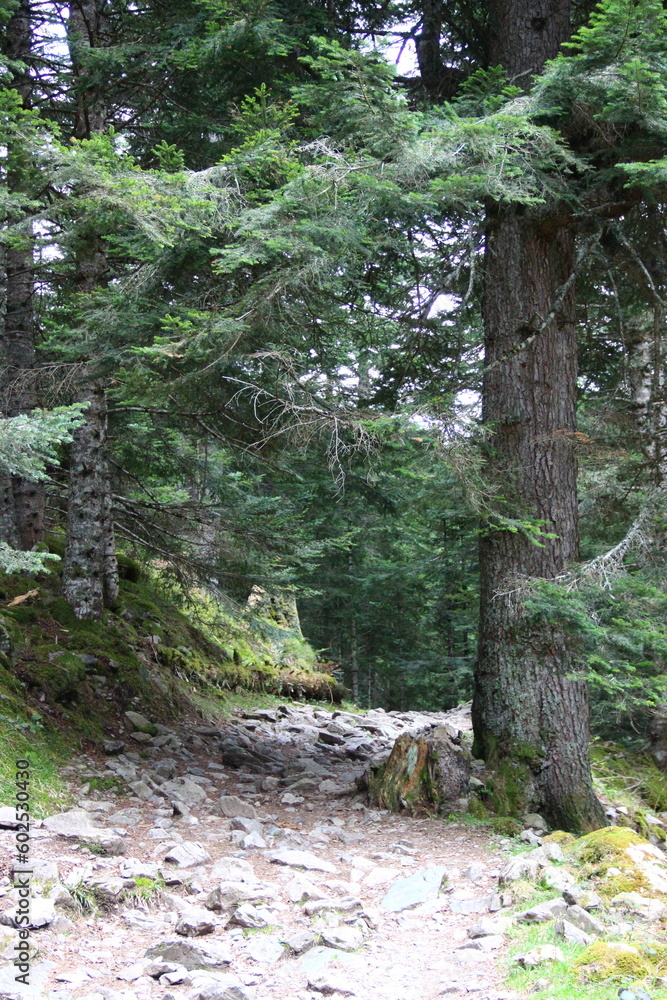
565;826;667;898
542;830;576;845
573;941;653;982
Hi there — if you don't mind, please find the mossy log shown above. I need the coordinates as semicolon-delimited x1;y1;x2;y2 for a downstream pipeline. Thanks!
368;728;471;816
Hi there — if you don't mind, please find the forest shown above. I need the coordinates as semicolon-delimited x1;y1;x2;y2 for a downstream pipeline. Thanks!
2;0;667;839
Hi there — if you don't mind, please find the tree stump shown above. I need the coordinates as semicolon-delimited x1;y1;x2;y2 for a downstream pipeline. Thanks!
368;728;471;815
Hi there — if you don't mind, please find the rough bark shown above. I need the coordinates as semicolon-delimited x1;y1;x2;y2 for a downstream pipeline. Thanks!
368;728;470;815
68;0;110;140
1;0;44;549
61;1;118;617
63;386;117;618
473;0;606;832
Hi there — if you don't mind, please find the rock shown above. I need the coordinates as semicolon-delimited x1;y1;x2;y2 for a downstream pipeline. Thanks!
380;866;447;912
449;896;493;914
286;930;317;954
308;972;357;996
0;897;56;929
521;813;548;831
514;945;565;968
124;710;157;735
541;867;576;892
186;975;253;1000
210;858;255;881
281;792;304;805
568;826;667;894
205;881;276;912
609;891;666;921
175;907;216;936
218;796;259;820
43;809;126;855
320;926;364;951
0;806;21;828
304;897;361;916
239;831;266;849
145;938;232;969
498;852;541;884
463;863;484;881
554;918;593;947
129;779;154;799
164;842;212;867
162;778;208;806
245;934;284;964
467;916;513;938
268;849;337;873
458;935;504;951
562;887;602;910
563;904;603;936
368;729;469;815
517;898;567;923
102;739;126;754
230;904;271;929
230;817;263;835
519;829;543;846
12;858;58;882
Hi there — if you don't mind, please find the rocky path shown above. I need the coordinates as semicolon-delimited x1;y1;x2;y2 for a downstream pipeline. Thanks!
0;702;522;1000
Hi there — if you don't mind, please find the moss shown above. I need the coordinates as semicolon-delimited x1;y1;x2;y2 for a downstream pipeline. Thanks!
573;942;653;983
565;826;655;898
543;830;576;845
467;795;489;820
490;815;522;836
570;826;645;862
486;759;532;817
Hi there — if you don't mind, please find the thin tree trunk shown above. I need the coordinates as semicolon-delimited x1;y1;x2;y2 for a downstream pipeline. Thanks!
62;0;117;616
1;0;44;550
473;0;605;831
63;386;114;618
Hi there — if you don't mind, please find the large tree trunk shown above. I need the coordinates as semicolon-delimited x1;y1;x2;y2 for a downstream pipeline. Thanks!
473;0;606;831
1;0;44;550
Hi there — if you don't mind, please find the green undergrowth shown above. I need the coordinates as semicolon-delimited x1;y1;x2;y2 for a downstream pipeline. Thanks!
506;924;667;1000
0;545;346;813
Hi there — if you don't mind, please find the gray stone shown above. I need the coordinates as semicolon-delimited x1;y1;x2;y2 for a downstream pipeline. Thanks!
124;710;157;735
12;858;59;882
186;975;253;1000
498;853;541;884
541;866;576;892
175;907;216;936
521;813;548;832
308;972;357;996
467;916;513;938
145;938;232;969
229;904;271;929
162;778;207;806
230;817;263;835
562;887;602;910
218;796;258;820
286;930;317;954
245;934;284;964
320;926;364;951
304;897;361;916
205;880;275;912
563;904;604;936
380;866;447;912
42;810;126;855
463;863;484;881
102;740;126;754
239;831;266;850
514;945;564;967
609;891;666;921
209;858;255;881
268;849;336;873
517;898;567;924
0;897;56;929
449;896;493;915
154;758;178;779
458;935;504;952
554;918;593;947
0;806;21;828
164;842;212;867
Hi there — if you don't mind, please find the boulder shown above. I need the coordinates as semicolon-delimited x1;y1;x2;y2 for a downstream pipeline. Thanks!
380;866;447;912
164;842;212;868
43;809;126;855
145;938;231;969
217;796;258;820
368;729;469;815
124;710;157;735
